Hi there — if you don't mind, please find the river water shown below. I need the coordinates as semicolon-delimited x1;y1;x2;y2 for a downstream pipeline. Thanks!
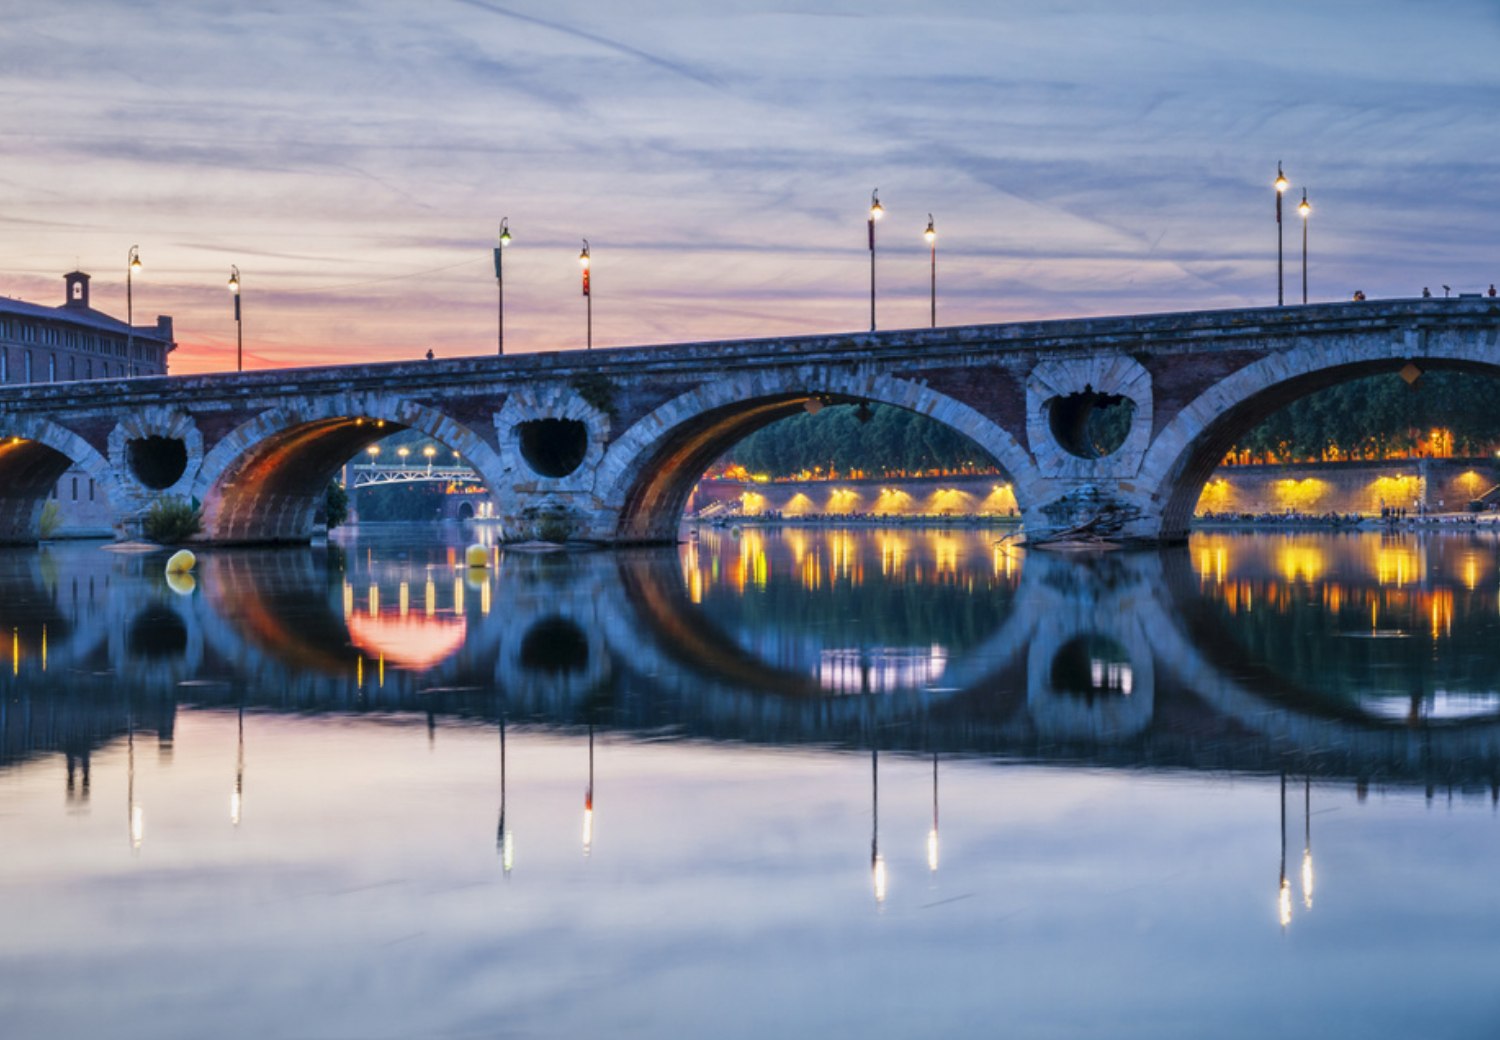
2;525;1498;1038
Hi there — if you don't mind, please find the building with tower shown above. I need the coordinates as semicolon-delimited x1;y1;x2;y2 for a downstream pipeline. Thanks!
0;271;177;535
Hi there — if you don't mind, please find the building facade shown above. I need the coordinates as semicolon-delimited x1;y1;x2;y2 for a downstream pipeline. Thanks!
0;271;176;535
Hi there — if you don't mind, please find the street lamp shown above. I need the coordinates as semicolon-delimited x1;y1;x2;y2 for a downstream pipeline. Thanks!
868;189;883;332
423;445;436;472
366;445;380;466
579;240;592;350
228;265;243;371
1274;164;1289;307
495;219;511;355
923;215;936;328
1297;190;1311;305
397;446;410;467
127;246;141;376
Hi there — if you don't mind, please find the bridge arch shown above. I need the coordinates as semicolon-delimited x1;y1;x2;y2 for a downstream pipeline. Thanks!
1139;330;1500;539
193;393;506;543
0;416;115;543
593;369;1043;542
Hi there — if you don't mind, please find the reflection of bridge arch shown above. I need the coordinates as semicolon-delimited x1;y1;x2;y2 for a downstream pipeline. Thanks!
193;397;505;543
596;369;1041;542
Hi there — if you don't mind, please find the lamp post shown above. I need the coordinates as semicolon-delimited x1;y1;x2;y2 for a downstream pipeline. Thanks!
1297;190;1311;305
397;446;410;468
127;246;141;375
1274;164;1289;307
924;215;936;328
495;219;511;355
228;265;243;371
868;189;883;332
366;445;380;467
579;240;592;350
423;445;436;473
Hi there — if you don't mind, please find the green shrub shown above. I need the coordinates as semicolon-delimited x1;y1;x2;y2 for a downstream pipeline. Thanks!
38;500;61;540
142;496;202;544
323;481;349;530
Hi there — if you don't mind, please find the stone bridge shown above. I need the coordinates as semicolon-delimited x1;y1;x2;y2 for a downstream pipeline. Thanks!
0;298;1497;544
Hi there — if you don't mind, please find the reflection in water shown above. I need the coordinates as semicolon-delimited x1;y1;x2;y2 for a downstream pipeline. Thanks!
3;528;1500;1035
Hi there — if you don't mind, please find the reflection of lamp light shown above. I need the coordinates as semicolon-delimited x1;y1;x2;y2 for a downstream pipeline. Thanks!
927;752;940;872
127;723;143;851
870;747;885;904
1301;776;1314;909
497;707;513;876
1277;772;1290;928
231;707;244;827
583;723;595;857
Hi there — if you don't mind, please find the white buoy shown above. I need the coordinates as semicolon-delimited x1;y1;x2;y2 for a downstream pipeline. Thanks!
465;543;489;568
165;549;196;574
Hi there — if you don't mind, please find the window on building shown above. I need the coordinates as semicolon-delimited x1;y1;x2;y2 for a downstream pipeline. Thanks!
1;349;7;383
85;359;92;379
69;357;75;380
24;351;32;383
89;479;95;501
71;477;78;501
48;354;56;380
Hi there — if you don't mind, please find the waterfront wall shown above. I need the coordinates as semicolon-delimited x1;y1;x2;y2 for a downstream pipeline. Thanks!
694;459;1500;519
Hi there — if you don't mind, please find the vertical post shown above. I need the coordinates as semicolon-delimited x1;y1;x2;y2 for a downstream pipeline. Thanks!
1299;190;1310;306
496;218;510;355
126;246;138;378
924;215;937;328
868;189;882;332
580;240;592;350
1275;163;1289;307
228;265;242;372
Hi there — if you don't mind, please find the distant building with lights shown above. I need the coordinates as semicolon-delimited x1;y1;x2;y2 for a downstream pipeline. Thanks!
0;272;176;535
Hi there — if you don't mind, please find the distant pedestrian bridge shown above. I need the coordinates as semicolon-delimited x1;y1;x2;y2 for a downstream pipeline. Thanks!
0;298;1496;544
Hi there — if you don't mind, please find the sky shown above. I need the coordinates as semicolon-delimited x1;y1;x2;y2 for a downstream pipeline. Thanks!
1;0;1497;375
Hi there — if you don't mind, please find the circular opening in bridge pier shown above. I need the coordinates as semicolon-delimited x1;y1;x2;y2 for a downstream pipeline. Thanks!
1046;392;1135;459
127;436;188;489
1049;634;1134;701
127;607;189;660
519;616;589;674
517;419;587;479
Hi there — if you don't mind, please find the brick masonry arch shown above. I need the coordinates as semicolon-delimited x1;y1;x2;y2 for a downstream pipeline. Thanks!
589;367;1044;542
193;392;508;543
0;416;115;543
1137;327;1500;539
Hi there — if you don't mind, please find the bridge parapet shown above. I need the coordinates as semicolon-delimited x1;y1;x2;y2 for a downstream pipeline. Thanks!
0;298;1494;544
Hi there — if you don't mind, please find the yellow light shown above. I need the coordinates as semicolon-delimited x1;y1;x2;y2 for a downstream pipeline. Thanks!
1274;165;1289;193
230;790;242;827
502;831;514;873
130;253;142;272
924;215;936;245
869;190;883;221
579;245;591;268
423;446;436;459
397;447;410;460
366;445;380;458
499;219;511;247
1301;849;1314;909
1298;192;1311;219
228;265;240;293
872;854;887;903
131;805;144;849
927;828;939;872
1278;877;1292;928
583;807;594;854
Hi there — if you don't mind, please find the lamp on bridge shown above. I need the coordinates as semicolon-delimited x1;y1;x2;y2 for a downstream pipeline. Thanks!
579;239;592;350
1297;190;1311;306
923;215;937;329
127;246;141;373
397;446;410;466
868;189;884;332
1274;164;1290;307
424;445;436;473
228;265;243;371
495;219;511;355
366;445;381;467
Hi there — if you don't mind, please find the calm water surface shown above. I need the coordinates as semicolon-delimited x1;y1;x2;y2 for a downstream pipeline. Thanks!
3;525;1500;1038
